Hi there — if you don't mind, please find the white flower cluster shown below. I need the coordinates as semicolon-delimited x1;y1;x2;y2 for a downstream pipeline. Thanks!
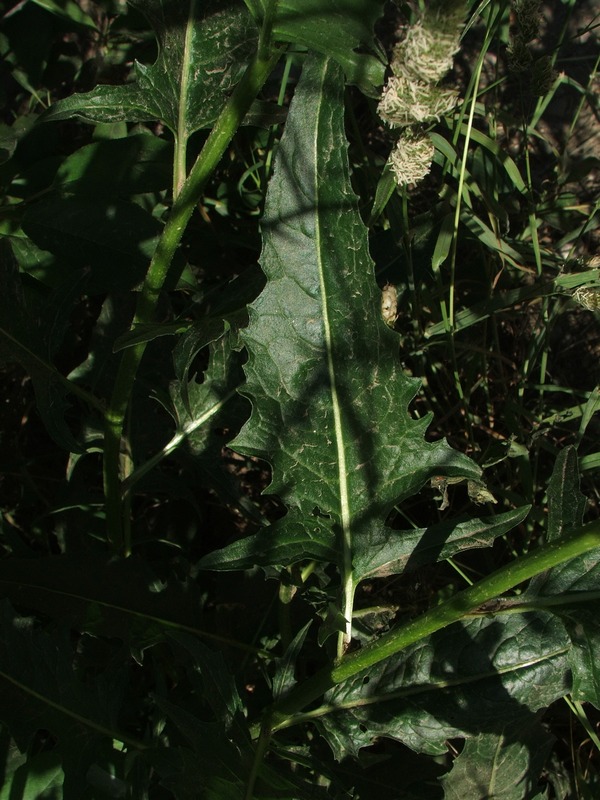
392;21;461;84
378;7;464;188
389;130;435;188
379;77;458;128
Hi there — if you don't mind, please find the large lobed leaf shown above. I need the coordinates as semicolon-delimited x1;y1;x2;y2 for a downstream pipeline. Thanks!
202;54;481;636
315;611;570;759
42;0;386;139
42;0;258;141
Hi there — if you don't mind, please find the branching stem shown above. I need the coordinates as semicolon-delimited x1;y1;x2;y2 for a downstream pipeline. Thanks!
256;519;600;734
103;41;281;555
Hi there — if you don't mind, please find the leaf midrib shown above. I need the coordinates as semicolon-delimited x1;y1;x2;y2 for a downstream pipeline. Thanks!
175;0;197;194
313;59;353;654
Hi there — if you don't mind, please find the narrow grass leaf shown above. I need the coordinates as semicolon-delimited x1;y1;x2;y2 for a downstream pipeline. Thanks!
463;126;527;194
431;211;455;271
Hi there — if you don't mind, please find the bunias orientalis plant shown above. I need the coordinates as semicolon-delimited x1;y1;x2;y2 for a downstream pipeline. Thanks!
378;1;464;188
2;1;600;797
198;51;524;661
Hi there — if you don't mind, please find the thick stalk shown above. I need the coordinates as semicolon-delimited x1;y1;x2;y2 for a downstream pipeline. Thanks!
103;46;281;554
259;519;600;733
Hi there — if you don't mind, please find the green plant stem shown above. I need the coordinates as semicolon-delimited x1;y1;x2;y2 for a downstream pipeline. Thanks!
103;46;281;555
257;519;600;733
121;389;235;497
244;724;272;800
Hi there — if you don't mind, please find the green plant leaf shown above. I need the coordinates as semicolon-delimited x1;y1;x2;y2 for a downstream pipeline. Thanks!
547;445;588;541
149;700;246;795
53;133;173;197
0;748;64;800
438;721;554;800
0;554;233;659
314;611;570;759
41;0;258;143
527;449;593;599
157;634;318;797
353;506;532;581
0;241;84;452
113;320;191;352
0;127;18;165
167;633;245;732
156;334;256;517
272;621;313;700
172;317;228;412
22;197;163;293
31;0;98;29
0;601;128;800
229;54;480;643
244;0;386;96
525;448;600;706
199;509;338;571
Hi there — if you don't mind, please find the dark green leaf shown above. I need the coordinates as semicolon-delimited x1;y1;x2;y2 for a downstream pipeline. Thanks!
53;133;173;197
172;317;227;411
547;445;588;541
151;697;246;790
524;450;600;706
315;612;570;759
147;743;243;800
353;506;532;581
158;335;255;517
272;621;312;700
0;127;18;165
439;721;553;800
0;241;84;452
554;606;600;707
22;197;162;293
31;0;98;29
199;509;337;571
167;633;244;731
0;555;216;657
113;320;191;353
229;55;479;640
0;748;64;800
245;0;386;96
41;0;258;140
0;601;126;800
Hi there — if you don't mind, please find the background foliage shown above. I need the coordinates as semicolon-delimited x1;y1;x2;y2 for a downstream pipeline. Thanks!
0;0;599;797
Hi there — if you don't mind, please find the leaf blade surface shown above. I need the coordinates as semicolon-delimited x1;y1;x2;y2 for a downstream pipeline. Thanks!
231;54;479;640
